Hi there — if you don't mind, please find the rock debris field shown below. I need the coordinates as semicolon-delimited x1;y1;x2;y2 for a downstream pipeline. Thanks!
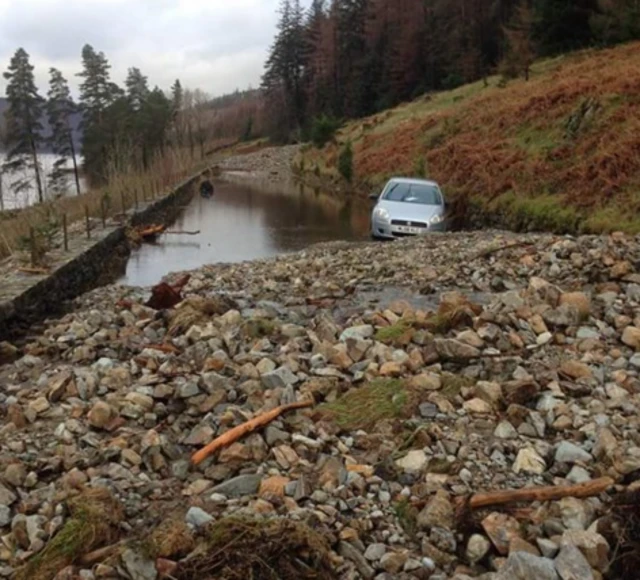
1;230;640;579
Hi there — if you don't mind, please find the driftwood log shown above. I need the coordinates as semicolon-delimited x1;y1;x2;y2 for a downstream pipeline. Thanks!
192;400;314;466
460;476;615;510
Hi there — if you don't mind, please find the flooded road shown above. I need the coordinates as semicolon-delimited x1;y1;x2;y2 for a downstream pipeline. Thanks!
120;178;371;287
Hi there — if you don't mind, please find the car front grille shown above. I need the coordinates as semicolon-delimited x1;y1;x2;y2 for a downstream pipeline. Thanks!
391;220;427;228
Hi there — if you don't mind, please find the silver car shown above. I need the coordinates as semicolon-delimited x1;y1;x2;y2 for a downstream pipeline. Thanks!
370;177;447;239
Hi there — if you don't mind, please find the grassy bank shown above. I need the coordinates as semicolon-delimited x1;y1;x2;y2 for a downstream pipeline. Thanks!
0;149;211;262
295;41;640;235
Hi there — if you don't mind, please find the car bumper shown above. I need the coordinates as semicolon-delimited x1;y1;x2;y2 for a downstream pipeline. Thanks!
371;218;446;238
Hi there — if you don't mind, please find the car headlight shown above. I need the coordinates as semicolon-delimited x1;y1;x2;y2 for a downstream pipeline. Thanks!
374;208;390;221
430;214;445;225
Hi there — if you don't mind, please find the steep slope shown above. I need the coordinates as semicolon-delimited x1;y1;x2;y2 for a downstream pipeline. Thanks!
296;42;640;234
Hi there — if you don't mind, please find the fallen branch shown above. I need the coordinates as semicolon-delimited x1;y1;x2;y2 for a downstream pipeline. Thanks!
137;224;166;239
18;266;49;275
191;399;314;466
145;343;180;355
461;476;615;510
165;230;201;235
80;542;123;566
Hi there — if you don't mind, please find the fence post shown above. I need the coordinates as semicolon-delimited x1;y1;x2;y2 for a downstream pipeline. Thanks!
63;214;68;251
101;198;106;228
121;190;127;219
85;206;91;239
29;227;36;266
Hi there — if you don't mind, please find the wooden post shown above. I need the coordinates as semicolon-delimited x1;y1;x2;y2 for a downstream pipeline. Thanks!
121;190;127;218
29;227;36;266
85;206;91;239
101;198;106;228
62;214;68;251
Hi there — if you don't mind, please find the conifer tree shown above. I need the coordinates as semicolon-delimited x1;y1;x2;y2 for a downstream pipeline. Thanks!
77;45;123;182
47;68;81;196
2;48;45;202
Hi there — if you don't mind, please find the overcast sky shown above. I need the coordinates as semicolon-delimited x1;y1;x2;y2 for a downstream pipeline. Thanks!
0;0;303;99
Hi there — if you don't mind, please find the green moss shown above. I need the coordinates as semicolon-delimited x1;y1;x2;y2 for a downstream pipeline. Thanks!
581;206;640;235
320;379;409;431
440;373;475;401
393;498;419;538
16;489;123;580
375;320;413;343
492;192;581;234
514;124;560;157
242;318;280;339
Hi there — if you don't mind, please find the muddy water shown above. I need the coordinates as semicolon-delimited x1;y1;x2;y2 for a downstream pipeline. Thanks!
120;178;372;287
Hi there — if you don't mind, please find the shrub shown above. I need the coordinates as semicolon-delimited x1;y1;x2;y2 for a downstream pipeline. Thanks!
338;141;354;183
311;115;342;148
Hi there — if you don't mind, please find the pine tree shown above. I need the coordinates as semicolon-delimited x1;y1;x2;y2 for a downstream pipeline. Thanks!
125;67;150;111
502;0;536;80
47;68;81;196
2;48;45;202
77;45;124;182
170;79;184;147
78;45;120;121
262;0;308;141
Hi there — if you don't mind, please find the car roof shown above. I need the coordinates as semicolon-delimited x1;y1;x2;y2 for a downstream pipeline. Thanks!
386;177;440;187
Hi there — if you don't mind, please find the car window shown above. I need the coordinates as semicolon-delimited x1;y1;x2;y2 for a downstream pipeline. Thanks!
383;182;442;205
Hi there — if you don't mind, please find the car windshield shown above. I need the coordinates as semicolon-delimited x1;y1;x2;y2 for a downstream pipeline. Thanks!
383;182;442;205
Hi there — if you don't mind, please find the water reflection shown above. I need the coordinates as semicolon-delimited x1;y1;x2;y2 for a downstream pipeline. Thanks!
120;178;371;287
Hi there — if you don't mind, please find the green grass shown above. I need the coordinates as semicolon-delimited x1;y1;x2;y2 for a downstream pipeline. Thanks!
374;320;414;344
514;124;561;157
16;489;123;580
320;379;409;431
241;318;281;339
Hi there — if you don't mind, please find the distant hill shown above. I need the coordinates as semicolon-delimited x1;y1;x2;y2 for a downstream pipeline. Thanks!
0;97;83;153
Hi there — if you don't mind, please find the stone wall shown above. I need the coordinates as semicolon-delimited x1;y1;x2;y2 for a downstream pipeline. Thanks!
0;175;198;342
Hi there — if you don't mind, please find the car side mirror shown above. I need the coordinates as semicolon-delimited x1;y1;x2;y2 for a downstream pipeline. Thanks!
369;193;379;201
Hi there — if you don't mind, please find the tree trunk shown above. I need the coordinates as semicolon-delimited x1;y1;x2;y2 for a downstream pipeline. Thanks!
29;137;44;203
68;131;82;196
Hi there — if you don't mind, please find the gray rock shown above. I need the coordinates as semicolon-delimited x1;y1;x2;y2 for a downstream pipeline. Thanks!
466;534;491;563
555;544;594;580
494;421;518;439
497;552;560;580
555;442;592;464
121;549;157;580
577;328;599;340
434;339;480;360
340;325;374;342
0;506;10;528
178;382;200;398
339;541;375;579
417;491;454;530
537;538;560;559
261;366;299;389
211;474;262;498
265;425;290;445
186;507;214;529
395;450;428;474
0;484;17;507
630;353;640;369
364;543;387;561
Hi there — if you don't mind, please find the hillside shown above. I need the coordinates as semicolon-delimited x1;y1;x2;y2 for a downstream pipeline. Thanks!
295;42;640;234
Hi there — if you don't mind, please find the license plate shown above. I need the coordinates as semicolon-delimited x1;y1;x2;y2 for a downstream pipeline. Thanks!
395;226;422;234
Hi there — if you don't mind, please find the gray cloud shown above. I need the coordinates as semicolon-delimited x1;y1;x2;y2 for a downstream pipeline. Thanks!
0;0;298;98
